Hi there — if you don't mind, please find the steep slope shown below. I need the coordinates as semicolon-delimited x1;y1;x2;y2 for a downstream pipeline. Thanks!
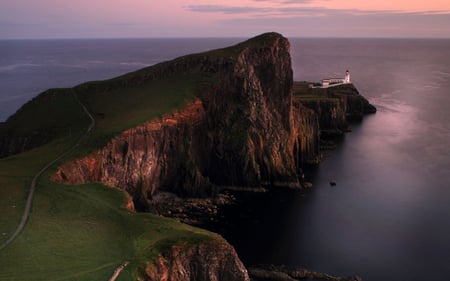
145;237;249;281
51;32;319;210
0;133;249;281
0;89;90;158
0;33;375;281
293;82;376;138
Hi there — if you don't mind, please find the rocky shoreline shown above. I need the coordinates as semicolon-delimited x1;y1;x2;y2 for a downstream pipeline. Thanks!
147;190;237;225
248;265;362;281
1;32;375;280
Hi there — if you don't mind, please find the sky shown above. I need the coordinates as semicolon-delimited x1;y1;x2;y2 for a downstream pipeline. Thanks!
1;0;450;39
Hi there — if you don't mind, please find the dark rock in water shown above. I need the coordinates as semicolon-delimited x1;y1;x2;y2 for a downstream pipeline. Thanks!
330;180;337;186
249;265;362;281
147;191;236;225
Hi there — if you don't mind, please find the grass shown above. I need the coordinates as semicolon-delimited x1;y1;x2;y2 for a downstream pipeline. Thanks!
76;74;203;154
1;89;90;145
0;57;217;281
292;81;346;102
0;33;289;280
0;141;215;281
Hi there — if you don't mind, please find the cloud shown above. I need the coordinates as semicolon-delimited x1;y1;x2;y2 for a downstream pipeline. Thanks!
184;3;450;38
105;21;144;27
185;5;270;14
251;0;322;3
185;4;450;17
224;9;450;37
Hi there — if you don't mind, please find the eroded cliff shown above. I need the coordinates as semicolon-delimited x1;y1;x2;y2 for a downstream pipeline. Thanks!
145;237;249;281
0;33;375;281
52;32;320;210
293;82;376;140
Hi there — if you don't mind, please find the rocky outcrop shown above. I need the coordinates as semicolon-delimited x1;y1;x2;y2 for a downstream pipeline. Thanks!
294;83;376;139
144;237;250;281
52;32;320;210
248;265;362;281
291;104;321;164
294;98;348;138
326;84;376;120
50;33;375;211
52;100;211;209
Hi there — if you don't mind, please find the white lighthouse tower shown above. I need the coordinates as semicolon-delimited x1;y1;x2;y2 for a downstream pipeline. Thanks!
344;70;351;84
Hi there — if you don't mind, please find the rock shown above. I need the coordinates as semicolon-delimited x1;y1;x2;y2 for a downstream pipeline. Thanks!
145;237;250;281
295;83;376;143
249;268;297;281
330;180;337;186
51;32;318;209
248;265;362;281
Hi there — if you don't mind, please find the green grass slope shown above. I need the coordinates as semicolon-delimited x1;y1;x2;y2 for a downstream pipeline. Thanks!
0;138;215;281
0;33;288;280
0;46;225;280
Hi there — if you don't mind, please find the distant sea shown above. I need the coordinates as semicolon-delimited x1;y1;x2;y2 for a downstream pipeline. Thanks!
1;37;450;281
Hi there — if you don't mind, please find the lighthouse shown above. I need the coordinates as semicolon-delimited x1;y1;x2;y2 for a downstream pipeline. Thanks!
344;70;351;84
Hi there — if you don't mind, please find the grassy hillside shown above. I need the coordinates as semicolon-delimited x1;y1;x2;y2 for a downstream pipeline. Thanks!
75;73;204;155
0;33;290;280
0;137;215;280
0;50;219;280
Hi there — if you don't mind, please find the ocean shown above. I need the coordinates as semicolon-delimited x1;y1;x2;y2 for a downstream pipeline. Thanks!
1;37;450;281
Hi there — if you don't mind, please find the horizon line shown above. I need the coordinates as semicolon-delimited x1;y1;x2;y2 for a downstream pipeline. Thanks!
1;35;450;41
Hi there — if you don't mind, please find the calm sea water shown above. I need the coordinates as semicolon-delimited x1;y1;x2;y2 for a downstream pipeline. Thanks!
1;38;450;281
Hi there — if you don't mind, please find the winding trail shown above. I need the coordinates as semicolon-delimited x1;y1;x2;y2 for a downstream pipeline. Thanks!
0;89;95;251
109;262;129;281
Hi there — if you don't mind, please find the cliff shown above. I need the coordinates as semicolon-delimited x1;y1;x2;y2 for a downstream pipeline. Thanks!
0;33;375;281
145;237;249;281
293;82;376;139
51;32;320;210
1;33;375;210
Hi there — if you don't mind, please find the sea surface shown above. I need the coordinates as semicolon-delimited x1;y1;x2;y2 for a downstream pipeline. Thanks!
1;38;450;281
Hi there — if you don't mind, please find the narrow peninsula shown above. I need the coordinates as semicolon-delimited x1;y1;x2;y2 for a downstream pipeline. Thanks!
0;32;374;281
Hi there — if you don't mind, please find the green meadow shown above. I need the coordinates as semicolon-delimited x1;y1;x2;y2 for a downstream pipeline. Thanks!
0;58;217;280
0;146;214;280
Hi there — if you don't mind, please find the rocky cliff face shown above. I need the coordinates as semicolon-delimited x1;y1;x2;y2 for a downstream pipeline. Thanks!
144;237;250;281
52;32;318;210
326;84;376;120
294;83;376;139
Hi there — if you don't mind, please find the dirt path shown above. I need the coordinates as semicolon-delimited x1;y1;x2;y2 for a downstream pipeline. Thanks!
0;89;95;251
109;262;129;281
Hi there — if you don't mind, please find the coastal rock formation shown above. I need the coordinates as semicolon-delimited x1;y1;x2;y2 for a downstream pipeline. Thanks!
248;265;362;281
293;83;376;139
327;84;376;120
145;237;250;281
294;98;348;137
0;33;374;281
51;32;321;210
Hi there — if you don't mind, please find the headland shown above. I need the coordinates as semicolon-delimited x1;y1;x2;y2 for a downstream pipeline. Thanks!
0;32;374;280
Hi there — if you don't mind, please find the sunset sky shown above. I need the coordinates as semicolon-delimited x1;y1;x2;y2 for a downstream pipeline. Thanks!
1;0;449;38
